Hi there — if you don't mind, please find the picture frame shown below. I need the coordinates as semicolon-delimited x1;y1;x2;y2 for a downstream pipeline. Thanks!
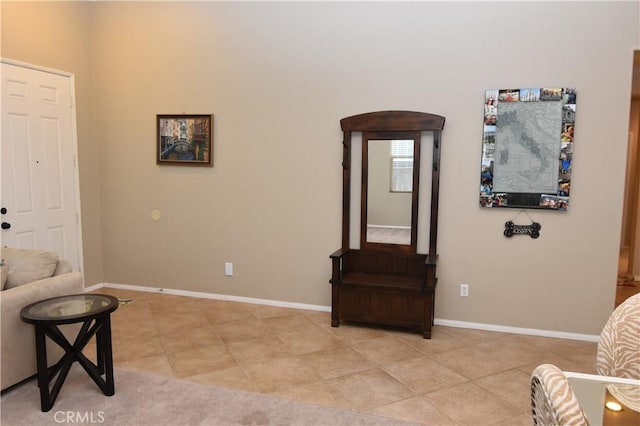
157;114;213;167
480;88;576;211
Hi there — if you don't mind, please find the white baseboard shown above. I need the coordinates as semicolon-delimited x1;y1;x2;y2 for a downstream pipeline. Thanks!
85;282;331;312
434;319;599;343
367;224;411;230
86;282;600;342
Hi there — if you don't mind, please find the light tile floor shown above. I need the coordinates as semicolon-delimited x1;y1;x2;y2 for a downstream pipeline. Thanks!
87;288;598;425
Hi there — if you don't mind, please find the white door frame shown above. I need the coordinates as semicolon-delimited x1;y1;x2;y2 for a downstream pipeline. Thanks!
1;57;84;272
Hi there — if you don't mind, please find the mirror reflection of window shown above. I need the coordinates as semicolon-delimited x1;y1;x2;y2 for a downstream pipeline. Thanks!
391;139;414;192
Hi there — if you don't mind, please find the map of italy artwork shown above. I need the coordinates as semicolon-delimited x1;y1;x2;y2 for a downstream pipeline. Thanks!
480;87;575;210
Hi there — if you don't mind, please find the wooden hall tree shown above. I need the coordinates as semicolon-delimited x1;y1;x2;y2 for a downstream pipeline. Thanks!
330;111;445;338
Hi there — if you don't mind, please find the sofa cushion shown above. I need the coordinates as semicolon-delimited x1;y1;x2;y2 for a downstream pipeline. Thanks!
54;259;72;276
2;248;59;289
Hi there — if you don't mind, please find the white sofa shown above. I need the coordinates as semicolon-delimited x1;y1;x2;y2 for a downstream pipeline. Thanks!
0;247;83;390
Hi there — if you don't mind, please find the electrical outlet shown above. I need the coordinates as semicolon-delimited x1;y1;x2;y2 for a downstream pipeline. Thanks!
225;262;233;276
460;283;469;297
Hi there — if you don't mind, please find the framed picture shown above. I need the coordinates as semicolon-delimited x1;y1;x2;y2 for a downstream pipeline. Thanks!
157;114;213;166
480;88;576;211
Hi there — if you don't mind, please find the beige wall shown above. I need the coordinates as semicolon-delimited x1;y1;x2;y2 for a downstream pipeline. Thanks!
2;1;639;335
632;51;640;96
630;100;640;275
1;1;104;285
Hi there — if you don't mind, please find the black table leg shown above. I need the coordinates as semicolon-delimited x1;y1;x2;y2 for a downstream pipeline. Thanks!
96;320;104;374
73;316;115;395
34;326;50;410
99;316;114;395
32;314;115;412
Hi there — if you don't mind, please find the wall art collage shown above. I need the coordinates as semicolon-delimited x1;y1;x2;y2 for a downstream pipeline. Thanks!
480;87;576;210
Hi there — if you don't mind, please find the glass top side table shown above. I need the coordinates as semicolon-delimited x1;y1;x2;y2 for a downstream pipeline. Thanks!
565;371;640;426
20;294;119;412
21;294;118;324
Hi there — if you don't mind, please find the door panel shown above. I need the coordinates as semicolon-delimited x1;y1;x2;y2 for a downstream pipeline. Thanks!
1;62;81;272
6;113;34;214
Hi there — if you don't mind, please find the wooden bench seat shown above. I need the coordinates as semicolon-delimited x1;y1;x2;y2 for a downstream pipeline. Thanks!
330;248;437;338
338;272;424;292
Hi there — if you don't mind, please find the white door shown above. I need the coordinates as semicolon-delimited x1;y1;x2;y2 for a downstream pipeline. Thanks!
1;61;82;272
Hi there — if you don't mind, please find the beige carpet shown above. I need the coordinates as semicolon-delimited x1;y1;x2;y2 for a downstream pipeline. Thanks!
0;366;417;425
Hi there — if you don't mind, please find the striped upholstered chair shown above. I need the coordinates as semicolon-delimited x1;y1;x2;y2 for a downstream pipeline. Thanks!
597;293;640;379
531;364;588;426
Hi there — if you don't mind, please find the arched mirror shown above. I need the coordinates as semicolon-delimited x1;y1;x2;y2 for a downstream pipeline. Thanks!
361;131;420;253
330;111;445;339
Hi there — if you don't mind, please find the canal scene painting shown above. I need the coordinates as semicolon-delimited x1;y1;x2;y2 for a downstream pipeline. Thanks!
157;114;213;166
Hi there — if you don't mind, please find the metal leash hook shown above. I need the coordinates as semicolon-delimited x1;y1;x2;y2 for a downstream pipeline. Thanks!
504;210;541;239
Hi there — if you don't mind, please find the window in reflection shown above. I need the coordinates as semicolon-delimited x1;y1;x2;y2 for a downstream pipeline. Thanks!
391;140;414;192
